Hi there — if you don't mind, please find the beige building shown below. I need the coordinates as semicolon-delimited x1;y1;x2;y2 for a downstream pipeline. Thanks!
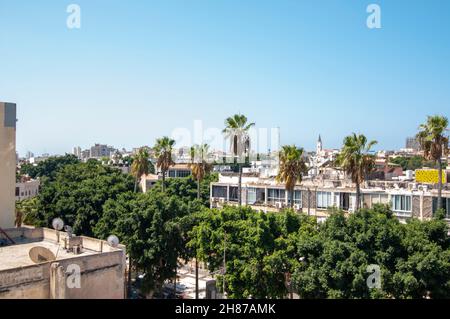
211;172;450;224
15;179;40;201
0;102;16;229
0;227;126;299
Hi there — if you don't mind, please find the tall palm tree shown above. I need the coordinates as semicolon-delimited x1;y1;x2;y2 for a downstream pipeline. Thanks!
128;147;151;297
154;136;175;192
190;144;213;200
336;133;377;211
130;148;150;193
189;143;212;299
416;115;449;210
222;114;255;206
276;145;308;208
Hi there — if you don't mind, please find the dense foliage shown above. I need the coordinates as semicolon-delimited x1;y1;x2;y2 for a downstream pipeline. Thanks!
389;156;439;171
32;160;135;236
23;155;450;299
19;154;80;180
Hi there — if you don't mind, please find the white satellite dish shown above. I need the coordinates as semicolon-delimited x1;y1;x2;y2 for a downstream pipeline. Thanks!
107;235;120;247
52;218;64;231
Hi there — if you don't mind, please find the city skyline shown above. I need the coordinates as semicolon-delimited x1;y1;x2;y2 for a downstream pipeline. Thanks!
1;1;449;156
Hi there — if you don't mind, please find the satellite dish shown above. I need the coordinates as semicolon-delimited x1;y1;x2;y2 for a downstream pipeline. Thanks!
107;235;120;247
29;246;56;263
52;218;64;231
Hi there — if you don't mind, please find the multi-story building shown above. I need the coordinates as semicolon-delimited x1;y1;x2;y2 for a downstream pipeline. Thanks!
210;171;450;224
406;136;421;151
15;179;40;201
0;102;16;229
89;143;115;159
139;164;193;193
72;146;82;159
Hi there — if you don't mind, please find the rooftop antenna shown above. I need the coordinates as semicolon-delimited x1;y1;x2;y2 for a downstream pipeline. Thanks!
52;218;64;258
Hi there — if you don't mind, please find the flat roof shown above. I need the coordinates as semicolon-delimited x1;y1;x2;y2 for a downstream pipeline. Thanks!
0;240;96;271
0;227;125;272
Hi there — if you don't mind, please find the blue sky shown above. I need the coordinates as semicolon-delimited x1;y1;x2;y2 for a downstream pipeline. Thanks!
1;0;449;156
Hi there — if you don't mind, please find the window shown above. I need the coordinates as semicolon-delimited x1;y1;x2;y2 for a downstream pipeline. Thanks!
177;170;191;178
392;195;412;215
288;190;302;206
15;187;20;196
317;191;333;209
268;189;285;203
247;188;257;205
212;185;227;198
432;197;450;219
340;193;350;211
229;186;239;202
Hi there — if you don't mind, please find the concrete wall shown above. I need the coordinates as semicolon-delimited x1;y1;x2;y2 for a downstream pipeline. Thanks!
0;251;126;299
0;102;16;229
0;263;51;299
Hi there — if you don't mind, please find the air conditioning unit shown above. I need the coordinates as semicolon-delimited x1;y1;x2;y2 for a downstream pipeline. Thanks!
275;202;283;209
219;198;226;204
294;204;301;211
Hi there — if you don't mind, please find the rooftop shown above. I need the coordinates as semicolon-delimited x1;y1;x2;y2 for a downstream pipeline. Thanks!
0;227;124;272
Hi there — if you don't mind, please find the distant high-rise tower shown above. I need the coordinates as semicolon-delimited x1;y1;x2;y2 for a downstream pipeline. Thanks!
0;102;16;228
316;134;323;155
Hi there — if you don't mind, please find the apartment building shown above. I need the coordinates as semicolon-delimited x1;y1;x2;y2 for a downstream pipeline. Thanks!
15;179;40;201
210;172;450;223
0;102;16;229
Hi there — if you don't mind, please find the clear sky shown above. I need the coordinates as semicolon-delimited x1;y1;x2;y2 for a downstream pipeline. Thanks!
1;0;449;156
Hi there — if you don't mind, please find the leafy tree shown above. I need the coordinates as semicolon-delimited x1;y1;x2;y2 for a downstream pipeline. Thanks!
19;154;79;181
189;206;315;298
336;133;377;211
417;115;449;210
15;197;39;227
222;114;255;206
154;137;175;192
95;188;204;297
292;205;450;299
33;160;134;236
276;145;308;208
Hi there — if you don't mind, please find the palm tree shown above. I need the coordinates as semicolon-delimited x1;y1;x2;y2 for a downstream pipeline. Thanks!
130;148;150;193
222;114;255;206
276;145;308;208
154;136;175;192
190;144;213;200
336;133;377;211
416;115;449;210
128;147;151;297
189;143;212;299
